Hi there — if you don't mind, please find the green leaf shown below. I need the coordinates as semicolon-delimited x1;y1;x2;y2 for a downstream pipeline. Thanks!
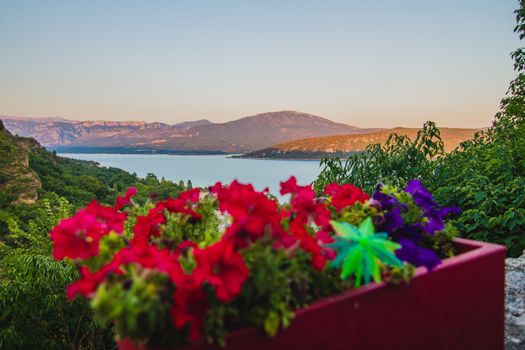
264;311;280;337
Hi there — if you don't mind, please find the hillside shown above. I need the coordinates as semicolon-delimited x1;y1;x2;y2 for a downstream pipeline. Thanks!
1;111;373;153
0;120;42;205
240;127;480;159
0;120;186;209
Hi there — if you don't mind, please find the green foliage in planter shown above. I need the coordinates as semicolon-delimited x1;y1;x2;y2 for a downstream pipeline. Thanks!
194;239;352;346
198;239;354;346
91;267;176;344
202;241;301;344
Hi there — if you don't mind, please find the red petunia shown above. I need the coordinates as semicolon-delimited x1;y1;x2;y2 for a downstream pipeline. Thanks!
164;198;202;220
114;187;137;210
170;275;208;341
86;200;128;232
280;176;302;195
123;243;175;274
66;262;123;300
214;180;284;247
288;217;333;270
131;205;167;245
178;188;200;203
51;202;127;260
279;176;336;270
174;240;198;254
193;240;249;302
131;189;204;245
279;176;317;218
324;183;370;211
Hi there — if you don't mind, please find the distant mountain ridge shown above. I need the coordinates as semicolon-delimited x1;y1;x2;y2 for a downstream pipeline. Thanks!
240;127;480;159
1;111;373;153
1;115;74;123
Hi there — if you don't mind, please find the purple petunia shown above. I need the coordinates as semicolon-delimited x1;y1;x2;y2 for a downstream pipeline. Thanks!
405;180;460;235
381;207;405;233
396;238;442;270
372;184;407;212
372;180;460;271
372;183;407;236
405;180;436;210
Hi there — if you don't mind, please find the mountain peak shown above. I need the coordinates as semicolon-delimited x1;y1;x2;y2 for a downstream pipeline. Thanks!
225;111;361;130
242;110;321;119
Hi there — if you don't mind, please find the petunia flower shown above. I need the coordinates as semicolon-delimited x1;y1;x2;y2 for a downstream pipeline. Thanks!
66;262;123;300
324;183;370;211
114;187;137;210
279;177;336;270
395;238;442;270
193;240;249;302
404;180;460;235
214;180;284;247
170;276;208;341
51;202;127;260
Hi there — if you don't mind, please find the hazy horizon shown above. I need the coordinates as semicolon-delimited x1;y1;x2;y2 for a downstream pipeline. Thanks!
0;110;492;129
0;0;520;128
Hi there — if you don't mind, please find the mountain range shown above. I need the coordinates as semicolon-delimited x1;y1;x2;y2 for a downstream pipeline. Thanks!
1;111;373;153
1;111;480;157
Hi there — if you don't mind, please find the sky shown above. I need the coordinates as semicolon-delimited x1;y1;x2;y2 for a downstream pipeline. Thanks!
0;0;521;128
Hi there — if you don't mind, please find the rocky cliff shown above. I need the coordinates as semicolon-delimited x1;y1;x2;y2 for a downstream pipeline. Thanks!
0;120;42;204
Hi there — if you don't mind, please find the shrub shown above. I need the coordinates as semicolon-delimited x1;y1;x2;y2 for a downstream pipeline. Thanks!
0;195;113;349
314;1;525;256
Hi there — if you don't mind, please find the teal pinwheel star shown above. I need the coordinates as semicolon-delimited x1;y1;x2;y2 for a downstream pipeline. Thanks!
328;217;402;287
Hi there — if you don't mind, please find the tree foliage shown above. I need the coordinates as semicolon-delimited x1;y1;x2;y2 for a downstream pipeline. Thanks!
314;1;525;257
0;195;113;349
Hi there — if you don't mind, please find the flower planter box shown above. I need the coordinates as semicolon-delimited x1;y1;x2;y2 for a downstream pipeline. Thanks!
119;237;506;350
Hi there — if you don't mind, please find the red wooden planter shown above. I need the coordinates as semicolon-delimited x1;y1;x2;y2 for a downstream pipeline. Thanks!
119;238;506;350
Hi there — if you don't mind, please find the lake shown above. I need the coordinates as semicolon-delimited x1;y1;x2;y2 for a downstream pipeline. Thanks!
59;153;322;196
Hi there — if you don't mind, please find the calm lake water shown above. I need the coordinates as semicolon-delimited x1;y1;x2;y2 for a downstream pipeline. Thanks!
59;153;322;196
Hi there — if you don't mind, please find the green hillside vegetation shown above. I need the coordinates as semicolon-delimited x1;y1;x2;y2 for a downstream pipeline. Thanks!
0;121;189;349
241;127;479;159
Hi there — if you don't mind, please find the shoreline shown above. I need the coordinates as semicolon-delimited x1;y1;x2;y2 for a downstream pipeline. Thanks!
50;147;232;156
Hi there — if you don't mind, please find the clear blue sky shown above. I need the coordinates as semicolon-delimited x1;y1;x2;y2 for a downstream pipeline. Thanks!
0;0;521;127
